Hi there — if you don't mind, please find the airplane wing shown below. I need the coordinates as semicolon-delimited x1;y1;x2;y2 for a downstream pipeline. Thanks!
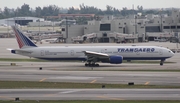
83;51;109;61
83;51;123;64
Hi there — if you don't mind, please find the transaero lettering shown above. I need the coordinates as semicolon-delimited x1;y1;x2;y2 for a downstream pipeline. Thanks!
118;48;155;52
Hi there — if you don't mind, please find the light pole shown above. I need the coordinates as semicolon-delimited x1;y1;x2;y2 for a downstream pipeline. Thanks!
52;18;54;31
169;23;171;33
38;19;41;41
144;23;147;42
14;10;17;26
176;32;179;49
135;15;137;35
65;17;68;43
160;12;163;32
38;19;40;34
7;18;9;37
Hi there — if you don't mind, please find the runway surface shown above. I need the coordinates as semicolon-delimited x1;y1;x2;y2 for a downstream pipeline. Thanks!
0;68;180;85
0;89;180;100
0;54;180;85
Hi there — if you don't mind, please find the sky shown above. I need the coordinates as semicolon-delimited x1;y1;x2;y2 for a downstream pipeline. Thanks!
0;0;180;10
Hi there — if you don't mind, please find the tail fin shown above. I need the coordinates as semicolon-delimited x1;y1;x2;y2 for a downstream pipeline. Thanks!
11;26;37;48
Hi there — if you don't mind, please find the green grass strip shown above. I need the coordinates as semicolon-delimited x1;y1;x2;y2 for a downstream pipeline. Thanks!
0;81;180;89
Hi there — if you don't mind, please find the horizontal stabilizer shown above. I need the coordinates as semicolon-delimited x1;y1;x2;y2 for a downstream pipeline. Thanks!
15;49;33;53
7;48;33;54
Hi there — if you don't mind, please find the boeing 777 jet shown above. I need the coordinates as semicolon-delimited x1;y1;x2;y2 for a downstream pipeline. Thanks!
9;26;174;67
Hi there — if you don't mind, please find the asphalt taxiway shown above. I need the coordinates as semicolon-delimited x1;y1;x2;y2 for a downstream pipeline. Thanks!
0;89;180;100
0;67;180;85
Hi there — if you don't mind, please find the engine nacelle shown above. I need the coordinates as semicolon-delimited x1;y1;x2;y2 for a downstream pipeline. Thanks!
109;55;123;64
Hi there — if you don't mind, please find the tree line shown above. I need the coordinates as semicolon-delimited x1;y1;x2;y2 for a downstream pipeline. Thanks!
0;3;171;20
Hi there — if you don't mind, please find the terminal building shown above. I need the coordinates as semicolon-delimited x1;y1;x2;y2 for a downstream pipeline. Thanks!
62;10;180;43
0;17;44;26
0;17;45;38
1;10;180;43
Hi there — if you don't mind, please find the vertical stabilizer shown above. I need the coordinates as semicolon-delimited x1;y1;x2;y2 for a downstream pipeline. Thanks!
11;26;37;48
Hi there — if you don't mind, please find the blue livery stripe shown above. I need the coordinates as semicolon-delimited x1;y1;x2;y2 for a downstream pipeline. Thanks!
36;57;171;61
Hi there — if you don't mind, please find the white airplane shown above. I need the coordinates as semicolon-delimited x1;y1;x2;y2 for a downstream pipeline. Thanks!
9;26;174;67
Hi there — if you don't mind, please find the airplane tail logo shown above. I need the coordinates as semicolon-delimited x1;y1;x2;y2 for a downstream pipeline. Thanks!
11;26;37;48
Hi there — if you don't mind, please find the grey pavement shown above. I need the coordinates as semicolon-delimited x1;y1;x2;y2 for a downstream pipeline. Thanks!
0;89;180;100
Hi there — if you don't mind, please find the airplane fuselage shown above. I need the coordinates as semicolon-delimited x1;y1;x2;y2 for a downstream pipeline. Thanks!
14;46;174;62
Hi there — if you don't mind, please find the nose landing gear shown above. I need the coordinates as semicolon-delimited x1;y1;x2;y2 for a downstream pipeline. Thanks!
160;60;165;66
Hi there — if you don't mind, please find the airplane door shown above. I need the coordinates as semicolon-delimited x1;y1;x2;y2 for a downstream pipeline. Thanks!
101;49;107;53
159;49;163;55
41;50;44;56
70;50;74;56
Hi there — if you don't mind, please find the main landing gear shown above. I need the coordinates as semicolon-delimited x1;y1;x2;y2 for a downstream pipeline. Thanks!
85;62;99;67
160;60;165;66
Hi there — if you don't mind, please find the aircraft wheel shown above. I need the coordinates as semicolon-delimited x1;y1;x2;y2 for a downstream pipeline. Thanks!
95;64;99;67
160;62;163;66
85;63;98;67
91;63;96;67
85;63;89;67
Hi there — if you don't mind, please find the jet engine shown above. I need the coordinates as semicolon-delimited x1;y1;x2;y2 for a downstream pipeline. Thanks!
109;55;123;64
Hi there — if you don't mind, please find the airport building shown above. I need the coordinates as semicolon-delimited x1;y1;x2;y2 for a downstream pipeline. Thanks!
61;10;180;43
1;10;180;43
0;17;44;26
45;14;95;19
